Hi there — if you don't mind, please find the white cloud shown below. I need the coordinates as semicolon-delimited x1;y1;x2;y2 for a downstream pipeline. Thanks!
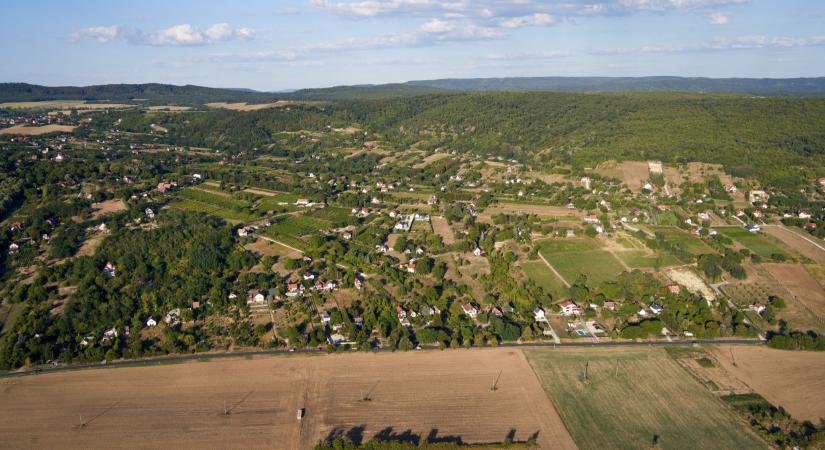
69;25;122;43
590;34;825;54
421;18;455;33
482;50;570;60
499;13;555;28
70;23;255;46
708;12;729;24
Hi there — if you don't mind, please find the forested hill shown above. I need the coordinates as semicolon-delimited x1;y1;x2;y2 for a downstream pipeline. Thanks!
406;76;825;96
5;76;825;105
0;83;279;105
109;91;825;189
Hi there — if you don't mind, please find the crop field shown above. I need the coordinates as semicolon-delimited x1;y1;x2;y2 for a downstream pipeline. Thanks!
762;226;825;262
614;249;680;269
762;263;825;325
0;100;132;109
0;349;577;450
525;347;767;450
649;226;716;255
593;160;649;192
0;124;76;135
521;261;568;298
538;239;625;287
267;214;330;237
306;206;352;224
180;188;251;210
172;199;256;222
709;345;825;423
717;227;787;259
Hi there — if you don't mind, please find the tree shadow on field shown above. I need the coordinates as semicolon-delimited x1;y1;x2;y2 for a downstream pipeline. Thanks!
325;425;366;445
322;426;540;447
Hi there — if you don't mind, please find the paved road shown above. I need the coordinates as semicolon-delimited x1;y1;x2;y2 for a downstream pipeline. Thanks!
0;338;765;379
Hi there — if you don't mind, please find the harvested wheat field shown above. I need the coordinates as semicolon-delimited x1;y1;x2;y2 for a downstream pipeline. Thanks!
206;101;314;111
763;263;825;320
762;226;825;262
0;124;76;135
710;345;825;423
0;349;575;450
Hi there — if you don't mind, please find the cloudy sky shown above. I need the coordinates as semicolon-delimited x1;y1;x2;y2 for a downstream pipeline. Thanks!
0;0;823;90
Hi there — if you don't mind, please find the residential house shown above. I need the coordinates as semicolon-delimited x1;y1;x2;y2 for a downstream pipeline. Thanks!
559;300;581;316
145;317;157;327
247;290;266;305
462;303;479;319
533;307;546;322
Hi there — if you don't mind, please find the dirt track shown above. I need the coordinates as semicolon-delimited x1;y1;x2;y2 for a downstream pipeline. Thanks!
710;345;825;423
0;349;575;450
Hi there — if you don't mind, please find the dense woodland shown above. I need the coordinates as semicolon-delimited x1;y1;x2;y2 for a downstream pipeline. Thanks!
96;92;825;189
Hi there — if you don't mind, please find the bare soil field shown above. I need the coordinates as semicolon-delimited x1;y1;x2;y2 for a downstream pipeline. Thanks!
0;349;576;450
709;345;825;423
763;263;825;322
76;233;105;257
667;268;716;300
244;237;300;259
763;226;825;262
0;124;76;135
90;199;127;219
430;216;456;245
593;160;649;192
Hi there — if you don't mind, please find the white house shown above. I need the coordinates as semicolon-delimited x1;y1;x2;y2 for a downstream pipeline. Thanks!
533;307;546;322
462;303;478;319
559;300;580;316
145;317;157;327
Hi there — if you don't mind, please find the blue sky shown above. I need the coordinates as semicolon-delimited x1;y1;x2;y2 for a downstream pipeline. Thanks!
0;0;823;90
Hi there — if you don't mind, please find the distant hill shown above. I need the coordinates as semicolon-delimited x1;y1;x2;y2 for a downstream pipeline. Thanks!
405;76;825;96
3;76;824;106
281;83;448;100
0;83;278;105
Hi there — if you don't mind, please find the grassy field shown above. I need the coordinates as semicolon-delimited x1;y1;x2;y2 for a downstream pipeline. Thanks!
649;226;716;255
538;239;625;287
525;347;766;450
172;199;257;222
616;250;681;269
174;188;258;221
717;227;787;259
306;206;352;224
522;261;568;298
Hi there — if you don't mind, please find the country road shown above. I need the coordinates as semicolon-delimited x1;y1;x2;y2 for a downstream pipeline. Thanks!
1;338;765;379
